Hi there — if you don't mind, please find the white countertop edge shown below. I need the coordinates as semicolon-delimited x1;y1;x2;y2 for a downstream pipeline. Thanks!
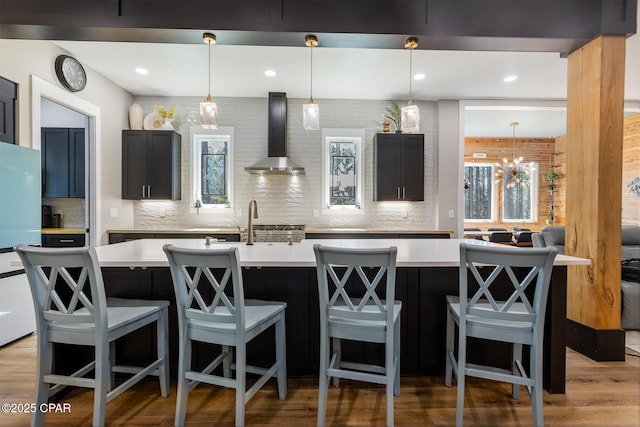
96;261;466;268
92;238;590;268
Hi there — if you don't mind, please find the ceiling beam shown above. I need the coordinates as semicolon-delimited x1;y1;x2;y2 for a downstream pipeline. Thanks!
0;0;636;55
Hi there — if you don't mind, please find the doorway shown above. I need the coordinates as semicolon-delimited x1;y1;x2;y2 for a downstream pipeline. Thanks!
40;99;88;245
31;76;101;246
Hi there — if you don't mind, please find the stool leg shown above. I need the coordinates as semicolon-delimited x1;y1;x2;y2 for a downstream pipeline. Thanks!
93;340;109;427
235;343;246;427
512;343;522;400
317;329;330;427
393;315;401;396
276;313;287;399
445;307;455;387
158;309;169;397
174;335;191;427
531;343;544;427
386;327;395;427
332;337;341;387
223;346;231;378
455;333;467;427
33;336;52;427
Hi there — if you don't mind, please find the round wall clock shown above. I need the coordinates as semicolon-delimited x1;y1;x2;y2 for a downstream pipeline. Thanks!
55;55;87;92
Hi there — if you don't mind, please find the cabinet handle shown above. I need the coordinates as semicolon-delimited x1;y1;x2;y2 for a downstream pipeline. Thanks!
142;185;146;198
147;185;151;197
397;187;401;199
402;187;406;199
59;239;75;243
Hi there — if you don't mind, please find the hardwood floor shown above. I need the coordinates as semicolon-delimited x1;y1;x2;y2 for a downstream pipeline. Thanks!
0;334;638;427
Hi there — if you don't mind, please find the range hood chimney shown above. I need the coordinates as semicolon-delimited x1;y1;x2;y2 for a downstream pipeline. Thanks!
245;92;305;176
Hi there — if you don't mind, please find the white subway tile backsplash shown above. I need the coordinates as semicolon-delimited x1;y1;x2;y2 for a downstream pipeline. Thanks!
131;96;438;230
42;198;86;229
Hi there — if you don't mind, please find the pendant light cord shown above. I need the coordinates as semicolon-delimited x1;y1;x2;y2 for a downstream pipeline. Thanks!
208;38;211;99
409;48;413;103
304;34;318;103
512;122;516;162
404;37;417;104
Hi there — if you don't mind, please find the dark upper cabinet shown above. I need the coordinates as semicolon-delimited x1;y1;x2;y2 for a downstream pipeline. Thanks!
0;77;17;145
374;133;424;201
41;127;85;198
122;130;181;200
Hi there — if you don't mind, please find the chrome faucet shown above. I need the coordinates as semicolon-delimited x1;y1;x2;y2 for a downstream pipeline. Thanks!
246;199;259;245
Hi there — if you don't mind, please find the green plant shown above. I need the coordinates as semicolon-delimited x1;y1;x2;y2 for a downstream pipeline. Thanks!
543;171;563;191
153;104;177;119
383;101;402;132
542;171;563;182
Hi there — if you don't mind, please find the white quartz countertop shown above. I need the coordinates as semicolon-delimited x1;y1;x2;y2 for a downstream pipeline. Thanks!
93;238;591;268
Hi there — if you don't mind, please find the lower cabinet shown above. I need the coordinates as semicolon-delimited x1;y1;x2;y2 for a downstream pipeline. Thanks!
42;234;85;247
108;232;240;244
305;232;450;239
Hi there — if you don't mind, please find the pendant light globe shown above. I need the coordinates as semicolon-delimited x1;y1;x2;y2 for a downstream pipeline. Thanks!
303;34;320;131
401;37;420;133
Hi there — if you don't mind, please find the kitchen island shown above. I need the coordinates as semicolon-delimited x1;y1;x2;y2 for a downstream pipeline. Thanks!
86;238;589;394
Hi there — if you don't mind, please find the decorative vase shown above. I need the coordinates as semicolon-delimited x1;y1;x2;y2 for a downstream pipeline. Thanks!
160;118;174;130
128;103;144;130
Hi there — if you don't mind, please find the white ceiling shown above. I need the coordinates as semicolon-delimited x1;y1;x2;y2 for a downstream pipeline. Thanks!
53;17;640;138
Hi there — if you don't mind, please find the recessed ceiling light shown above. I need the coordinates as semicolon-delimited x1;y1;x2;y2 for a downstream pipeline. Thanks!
135;67;149;75
503;75;518;82
264;70;276;77
414;73;426;80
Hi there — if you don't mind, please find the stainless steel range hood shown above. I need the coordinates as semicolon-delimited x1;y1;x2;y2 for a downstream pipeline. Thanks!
245;92;305;176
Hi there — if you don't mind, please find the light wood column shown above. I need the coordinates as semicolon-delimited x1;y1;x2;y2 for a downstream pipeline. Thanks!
565;35;626;361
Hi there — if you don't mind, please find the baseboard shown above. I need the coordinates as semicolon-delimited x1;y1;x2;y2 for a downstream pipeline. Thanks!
567;319;626;361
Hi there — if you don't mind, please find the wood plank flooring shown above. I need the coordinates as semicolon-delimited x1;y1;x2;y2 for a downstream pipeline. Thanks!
0;334;638;427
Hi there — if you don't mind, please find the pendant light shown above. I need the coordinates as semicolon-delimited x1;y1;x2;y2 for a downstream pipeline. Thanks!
200;32;219;129
400;37;420;133
494;122;534;188
303;34;319;131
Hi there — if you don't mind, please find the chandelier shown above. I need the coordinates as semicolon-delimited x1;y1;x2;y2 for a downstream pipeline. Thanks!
494;122;534;188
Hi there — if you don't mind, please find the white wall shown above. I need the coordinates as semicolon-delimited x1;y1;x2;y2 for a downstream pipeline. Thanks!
0;39;134;245
437;100;462;237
